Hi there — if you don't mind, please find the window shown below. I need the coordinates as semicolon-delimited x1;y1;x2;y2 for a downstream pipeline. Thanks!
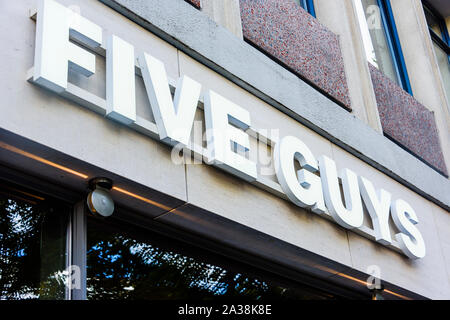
295;0;316;17
354;0;412;94
0;181;70;300
422;0;450;108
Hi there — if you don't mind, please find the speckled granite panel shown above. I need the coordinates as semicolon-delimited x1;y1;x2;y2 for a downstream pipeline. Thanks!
185;0;201;9
239;0;351;110
369;64;447;176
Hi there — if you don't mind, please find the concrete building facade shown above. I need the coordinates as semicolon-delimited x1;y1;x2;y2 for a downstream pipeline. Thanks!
0;0;449;300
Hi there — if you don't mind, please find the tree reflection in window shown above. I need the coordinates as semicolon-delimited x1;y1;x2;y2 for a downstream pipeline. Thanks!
87;218;338;300
0;183;69;300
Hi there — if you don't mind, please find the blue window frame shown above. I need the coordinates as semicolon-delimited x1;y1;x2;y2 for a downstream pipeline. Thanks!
299;0;316;17
354;0;413;94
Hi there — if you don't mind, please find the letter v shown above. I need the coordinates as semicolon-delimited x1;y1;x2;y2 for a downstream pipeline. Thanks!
139;52;201;146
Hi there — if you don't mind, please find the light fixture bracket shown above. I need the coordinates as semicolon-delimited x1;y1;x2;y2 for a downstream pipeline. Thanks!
88;177;113;190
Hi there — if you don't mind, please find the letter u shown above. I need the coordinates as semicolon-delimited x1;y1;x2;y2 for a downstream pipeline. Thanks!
318;155;364;229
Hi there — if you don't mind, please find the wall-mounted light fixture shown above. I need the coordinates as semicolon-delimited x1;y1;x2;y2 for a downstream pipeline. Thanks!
87;177;114;218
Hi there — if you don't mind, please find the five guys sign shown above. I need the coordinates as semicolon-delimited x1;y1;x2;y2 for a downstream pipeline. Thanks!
30;0;426;259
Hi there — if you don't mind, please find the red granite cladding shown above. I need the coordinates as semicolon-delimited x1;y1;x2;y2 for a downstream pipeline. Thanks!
369;64;448;176
185;0;201;9
239;0;351;110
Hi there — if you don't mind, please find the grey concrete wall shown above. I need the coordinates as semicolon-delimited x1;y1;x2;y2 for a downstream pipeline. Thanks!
0;0;449;299
178;51;450;299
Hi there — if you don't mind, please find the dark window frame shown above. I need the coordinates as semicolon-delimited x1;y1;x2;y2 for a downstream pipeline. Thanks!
422;0;450;60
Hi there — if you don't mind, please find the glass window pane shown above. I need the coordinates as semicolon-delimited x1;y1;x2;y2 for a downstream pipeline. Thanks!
86;217;343;300
433;42;450;108
0;182;69;300
354;0;399;84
